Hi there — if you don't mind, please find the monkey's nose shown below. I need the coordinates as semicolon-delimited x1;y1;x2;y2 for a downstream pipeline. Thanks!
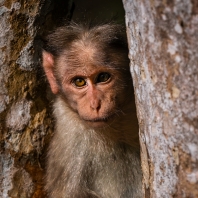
90;100;101;112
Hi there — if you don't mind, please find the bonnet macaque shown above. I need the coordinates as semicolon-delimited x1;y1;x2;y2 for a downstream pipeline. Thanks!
42;22;142;198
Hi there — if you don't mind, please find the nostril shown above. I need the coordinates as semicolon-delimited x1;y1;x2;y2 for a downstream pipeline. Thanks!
96;104;101;112
90;100;101;111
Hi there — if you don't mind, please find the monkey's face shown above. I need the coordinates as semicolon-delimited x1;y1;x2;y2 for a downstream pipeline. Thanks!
43;45;131;128
58;64;128;128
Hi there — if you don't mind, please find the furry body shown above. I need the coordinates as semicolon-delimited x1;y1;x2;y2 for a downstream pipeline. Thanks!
43;23;142;197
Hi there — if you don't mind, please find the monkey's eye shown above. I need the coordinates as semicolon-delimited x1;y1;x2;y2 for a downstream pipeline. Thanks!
73;78;86;87
97;73;111;83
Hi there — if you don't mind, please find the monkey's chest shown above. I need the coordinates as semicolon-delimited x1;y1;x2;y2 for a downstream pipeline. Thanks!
85;151;137;198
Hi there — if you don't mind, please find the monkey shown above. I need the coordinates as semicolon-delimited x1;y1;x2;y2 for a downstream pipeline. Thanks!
42;22;142;198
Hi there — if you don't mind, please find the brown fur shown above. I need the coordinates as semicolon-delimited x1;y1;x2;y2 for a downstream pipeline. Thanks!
42;23;142;198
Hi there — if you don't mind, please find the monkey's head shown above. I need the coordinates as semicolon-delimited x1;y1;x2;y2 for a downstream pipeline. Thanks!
42;23;133;128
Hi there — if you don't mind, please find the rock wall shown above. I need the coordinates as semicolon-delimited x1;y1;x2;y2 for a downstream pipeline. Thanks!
0;0;72;197
123;0;198;197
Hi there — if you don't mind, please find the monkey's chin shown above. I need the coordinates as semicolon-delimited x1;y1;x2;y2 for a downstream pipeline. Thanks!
84;120;109;128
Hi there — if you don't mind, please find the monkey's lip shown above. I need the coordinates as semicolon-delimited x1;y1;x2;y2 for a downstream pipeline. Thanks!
84;118;109;123
79;110;117;128
83;115;113;122
84;119;109;128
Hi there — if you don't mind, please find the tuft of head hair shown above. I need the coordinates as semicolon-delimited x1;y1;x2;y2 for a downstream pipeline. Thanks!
43;22;128;58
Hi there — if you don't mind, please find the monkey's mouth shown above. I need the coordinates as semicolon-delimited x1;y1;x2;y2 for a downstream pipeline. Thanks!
82;115;115;127
83;113;114;122
86;117;109;122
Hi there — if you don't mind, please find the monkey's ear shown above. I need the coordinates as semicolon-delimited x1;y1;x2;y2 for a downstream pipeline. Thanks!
42;51;59;94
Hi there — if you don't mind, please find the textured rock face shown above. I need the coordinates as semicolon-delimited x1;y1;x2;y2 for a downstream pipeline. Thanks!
0;0;72;197
123;0;198;197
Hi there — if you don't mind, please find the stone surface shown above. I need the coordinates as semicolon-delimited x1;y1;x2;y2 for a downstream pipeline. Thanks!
123;0;198;197
0;0;72;197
